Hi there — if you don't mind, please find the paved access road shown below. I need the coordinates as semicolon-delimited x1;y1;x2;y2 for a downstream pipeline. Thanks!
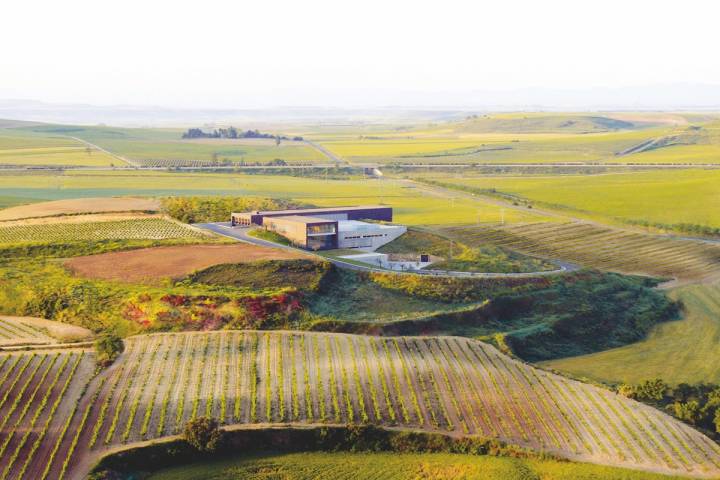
194;222;577;278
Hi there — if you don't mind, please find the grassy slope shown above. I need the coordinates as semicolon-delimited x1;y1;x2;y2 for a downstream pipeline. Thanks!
0;172;550;226
147;451;692;480
425;169;720;228
377;228;554;273
543;284;720;385
305;268;476;323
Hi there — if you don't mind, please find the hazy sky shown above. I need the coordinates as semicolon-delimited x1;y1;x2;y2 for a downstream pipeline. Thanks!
3;0;720;108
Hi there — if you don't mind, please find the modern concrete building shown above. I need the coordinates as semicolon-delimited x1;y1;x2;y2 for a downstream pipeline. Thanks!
337;220;406;250
263;215;339;250
231;205;405;251
231;205;392;227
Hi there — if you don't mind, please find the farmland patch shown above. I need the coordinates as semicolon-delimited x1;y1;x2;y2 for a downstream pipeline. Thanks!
66;244;312;284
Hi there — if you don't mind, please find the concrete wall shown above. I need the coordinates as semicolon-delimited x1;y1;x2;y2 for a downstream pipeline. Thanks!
338;224;406;251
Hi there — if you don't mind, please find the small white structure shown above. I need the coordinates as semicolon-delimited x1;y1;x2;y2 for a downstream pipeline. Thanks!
339;252;434;271
337;220;406;251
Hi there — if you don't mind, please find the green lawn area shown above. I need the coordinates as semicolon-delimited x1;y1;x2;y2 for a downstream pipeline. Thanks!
542;284;720;385
147;451;692;480
424;168;720;228
0;172;550;226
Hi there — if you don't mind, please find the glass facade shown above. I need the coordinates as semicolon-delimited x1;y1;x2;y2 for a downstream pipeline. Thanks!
307;235;336;250
307;224;336;235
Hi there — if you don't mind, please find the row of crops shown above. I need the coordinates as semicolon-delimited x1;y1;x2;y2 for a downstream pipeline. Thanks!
0;318;52;345
132;159;240;168
44;331;720;479
445;222;720;283
0;218;208;244
0;350;95;480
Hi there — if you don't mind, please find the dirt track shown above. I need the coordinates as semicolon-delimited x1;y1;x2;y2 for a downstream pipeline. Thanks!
65;243;312;283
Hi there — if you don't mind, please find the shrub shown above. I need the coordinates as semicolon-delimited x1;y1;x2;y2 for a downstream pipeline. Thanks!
95;334;124;367
183;417;224;453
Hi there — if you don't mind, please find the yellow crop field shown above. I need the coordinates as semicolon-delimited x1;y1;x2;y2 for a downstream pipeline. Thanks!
0;146;117;167
427;169;720;228
0;172;550;226
0;130;118;167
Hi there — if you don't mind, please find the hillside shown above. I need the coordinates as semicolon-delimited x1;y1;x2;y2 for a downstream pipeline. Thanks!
146;451;698;480
443;222;720;285
543;284;720;385
451;114;637;134
12;330;719;479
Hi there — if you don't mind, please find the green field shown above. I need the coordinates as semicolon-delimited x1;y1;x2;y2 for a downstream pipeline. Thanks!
19;124;324;166
543;284;720;385
0;129;117;166
147;451;693;480
0;172;550;226
424;168;720;229
311;114;720;165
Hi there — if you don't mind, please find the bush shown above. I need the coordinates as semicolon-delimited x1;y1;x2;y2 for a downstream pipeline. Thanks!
95;334;124;367
183;417;224;453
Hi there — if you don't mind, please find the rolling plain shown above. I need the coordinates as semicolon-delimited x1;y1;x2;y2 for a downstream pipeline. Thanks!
1;112;720;479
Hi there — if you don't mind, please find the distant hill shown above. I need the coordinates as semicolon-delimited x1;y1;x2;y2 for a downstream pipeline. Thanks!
452;114;638;134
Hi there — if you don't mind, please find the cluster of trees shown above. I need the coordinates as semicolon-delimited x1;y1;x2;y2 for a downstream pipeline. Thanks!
620;379;720;436
161;196;301;224
182;127;303;142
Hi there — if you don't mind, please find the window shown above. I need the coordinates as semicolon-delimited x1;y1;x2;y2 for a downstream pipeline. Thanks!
307;224;336;234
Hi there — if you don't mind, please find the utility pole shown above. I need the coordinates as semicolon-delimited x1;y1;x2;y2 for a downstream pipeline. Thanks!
501;208;505;225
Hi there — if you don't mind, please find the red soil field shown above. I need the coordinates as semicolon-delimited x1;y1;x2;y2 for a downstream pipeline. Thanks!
65;243;312;284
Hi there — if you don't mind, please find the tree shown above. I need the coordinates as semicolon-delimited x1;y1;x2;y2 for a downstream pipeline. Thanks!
183;417;223;453
633;378;669;402
673;400;702;425
95;333;124;367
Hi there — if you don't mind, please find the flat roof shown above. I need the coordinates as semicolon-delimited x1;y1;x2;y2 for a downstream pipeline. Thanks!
233;205;388;216
338;220;396;231
266;215;336;225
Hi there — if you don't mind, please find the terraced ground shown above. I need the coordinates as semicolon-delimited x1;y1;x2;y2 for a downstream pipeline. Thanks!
37;331;720;479
0;216;209;244
443;222;720;284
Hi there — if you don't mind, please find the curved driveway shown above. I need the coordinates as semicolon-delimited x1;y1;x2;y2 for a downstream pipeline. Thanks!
194;222;578;278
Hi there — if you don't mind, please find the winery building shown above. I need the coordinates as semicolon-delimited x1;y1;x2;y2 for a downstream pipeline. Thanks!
231;206;406;251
